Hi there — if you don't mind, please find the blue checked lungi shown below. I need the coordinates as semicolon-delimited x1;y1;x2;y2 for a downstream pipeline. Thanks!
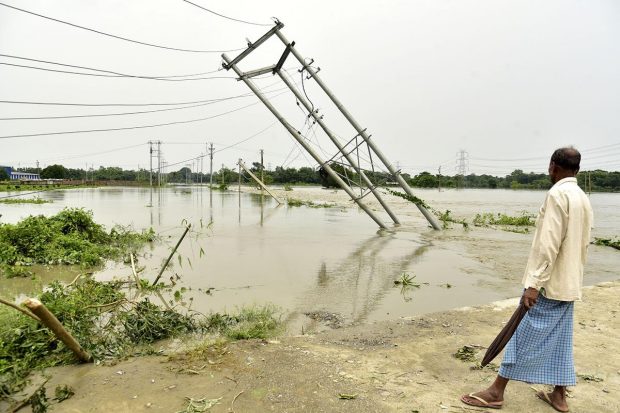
498;294;576;386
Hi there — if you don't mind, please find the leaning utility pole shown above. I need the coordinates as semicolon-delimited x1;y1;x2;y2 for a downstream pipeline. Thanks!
221;21;440;230
274;29;439;229
222;51;388;229
276;69;400;224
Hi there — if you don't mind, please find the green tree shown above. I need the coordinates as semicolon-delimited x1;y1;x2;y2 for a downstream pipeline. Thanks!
40;164;68;179
0;169;9;181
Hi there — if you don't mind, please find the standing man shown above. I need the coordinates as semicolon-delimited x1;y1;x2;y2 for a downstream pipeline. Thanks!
461;147;593;412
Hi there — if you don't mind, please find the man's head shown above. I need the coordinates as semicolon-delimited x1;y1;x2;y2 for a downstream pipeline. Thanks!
549;147;581;184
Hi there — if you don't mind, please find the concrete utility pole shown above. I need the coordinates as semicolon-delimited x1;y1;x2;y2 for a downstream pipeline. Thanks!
149;141;153;188
209;143;214;187
157;141;162;187
221;163;225;185
273;29;440;230
438;166;442;192
222;53;387;229
276;70;400;224
260;149;264;184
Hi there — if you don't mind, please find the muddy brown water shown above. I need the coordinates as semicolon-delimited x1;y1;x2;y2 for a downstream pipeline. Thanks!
1;186;618;333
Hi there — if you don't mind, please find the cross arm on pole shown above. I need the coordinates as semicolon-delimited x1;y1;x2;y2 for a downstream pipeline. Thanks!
222;21;284;70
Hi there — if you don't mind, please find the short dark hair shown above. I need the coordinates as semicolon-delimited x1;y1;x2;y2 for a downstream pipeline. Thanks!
551;147;581;172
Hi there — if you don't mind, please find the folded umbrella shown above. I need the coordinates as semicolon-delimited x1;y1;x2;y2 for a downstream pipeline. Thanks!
481;301;528;367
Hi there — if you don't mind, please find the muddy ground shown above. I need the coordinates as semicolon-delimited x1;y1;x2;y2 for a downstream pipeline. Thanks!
12;281;616;413
6;188;619;413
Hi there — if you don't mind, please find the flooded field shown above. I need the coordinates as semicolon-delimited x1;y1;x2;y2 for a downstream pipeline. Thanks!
1;186;618;332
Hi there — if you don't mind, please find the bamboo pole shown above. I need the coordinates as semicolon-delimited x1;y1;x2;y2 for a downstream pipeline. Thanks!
0;297;41;322
130;253;141;290
152;224;191;286
23;298;92;363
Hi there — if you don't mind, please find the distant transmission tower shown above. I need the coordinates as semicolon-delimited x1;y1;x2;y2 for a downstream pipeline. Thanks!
455;149;469;188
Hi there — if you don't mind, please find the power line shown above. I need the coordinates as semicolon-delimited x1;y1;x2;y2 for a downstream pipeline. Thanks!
0;87;288;120
0;62;237;81
181;0;272;27
0;54;222;80
164;122;277;169
38;143;146;163
0;91;287;139
0;2;243;54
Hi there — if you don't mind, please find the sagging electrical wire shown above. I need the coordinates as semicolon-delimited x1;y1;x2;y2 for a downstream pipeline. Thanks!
0;2;244;53
0;86;288;121
0;90;289;139
181;0;272;27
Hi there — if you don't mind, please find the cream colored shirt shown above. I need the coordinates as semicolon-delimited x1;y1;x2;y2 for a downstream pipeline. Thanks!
522;177;593;301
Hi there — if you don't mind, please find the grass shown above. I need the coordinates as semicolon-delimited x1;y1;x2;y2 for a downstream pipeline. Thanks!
0;198;52;204
592;237;620;250
203;304;282;340
0;208;155;271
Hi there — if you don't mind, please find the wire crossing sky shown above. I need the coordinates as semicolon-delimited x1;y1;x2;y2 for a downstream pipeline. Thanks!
0;0;618;174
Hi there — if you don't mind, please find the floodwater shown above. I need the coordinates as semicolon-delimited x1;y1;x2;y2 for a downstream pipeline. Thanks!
1;186;618;331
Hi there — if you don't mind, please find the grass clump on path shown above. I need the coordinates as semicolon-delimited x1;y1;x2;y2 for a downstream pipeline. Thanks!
0;208;155;269
592;237;620;250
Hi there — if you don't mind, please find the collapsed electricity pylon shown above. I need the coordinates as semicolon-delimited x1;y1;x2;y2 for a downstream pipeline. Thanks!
222;21;441;230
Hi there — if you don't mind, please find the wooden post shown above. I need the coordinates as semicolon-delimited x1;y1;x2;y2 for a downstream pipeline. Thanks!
22;298;92;363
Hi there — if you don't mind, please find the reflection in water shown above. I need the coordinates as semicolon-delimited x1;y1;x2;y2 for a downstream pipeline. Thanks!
290;232;430;327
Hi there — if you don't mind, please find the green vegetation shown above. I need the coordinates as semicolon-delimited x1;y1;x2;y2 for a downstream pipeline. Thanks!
0;208;155;270
0;197;52;204
0;278;281;399
453;345;478;362
0;183;88;192
393;273;420;287
592;237;620;250
473;212;536;227
436;209;469;229
286;197;334;208
384;188;429;209
6;161;620;191
204;305;282;340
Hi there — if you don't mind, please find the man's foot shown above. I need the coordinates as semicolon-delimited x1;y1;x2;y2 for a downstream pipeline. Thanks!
461;389;504;409
537;391;569;412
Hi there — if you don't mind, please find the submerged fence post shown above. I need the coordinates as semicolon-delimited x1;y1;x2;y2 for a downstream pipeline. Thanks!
23;298;92;363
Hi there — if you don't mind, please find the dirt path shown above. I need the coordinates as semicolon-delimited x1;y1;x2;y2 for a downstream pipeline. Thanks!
16;280;615;413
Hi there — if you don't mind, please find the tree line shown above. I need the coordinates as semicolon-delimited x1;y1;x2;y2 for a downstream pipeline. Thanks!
8;163;620;192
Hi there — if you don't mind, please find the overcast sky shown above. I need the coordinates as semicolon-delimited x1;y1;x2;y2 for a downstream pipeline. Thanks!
1;0;619;176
